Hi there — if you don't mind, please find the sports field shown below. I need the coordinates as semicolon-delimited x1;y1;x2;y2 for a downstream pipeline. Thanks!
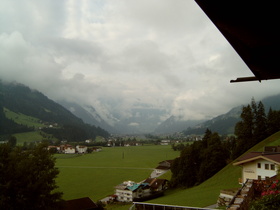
55;145;180;202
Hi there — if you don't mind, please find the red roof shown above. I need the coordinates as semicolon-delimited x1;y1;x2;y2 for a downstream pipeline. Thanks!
62;197;98;210
233;152;280;166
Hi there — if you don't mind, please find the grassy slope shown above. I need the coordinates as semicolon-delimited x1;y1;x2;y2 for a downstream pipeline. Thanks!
3;108;59;144
4;107;44;128
148;131;280;207
55;146;180;201
148;160;241;207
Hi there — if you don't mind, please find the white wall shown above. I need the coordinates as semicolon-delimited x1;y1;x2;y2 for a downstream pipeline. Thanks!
115;189;133;202
256;160;277;179
242;159;277;182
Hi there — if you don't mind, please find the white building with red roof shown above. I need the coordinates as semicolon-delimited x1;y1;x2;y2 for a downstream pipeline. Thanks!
233;149;280;183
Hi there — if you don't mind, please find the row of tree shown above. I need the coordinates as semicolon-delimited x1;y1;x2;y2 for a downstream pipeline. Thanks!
233;98;280;159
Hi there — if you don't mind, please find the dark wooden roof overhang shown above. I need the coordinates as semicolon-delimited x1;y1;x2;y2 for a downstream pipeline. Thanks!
195;0;280;83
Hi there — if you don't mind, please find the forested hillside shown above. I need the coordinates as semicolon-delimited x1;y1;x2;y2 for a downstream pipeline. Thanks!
0;81;110;140
170;98;280;189
170;129;230;188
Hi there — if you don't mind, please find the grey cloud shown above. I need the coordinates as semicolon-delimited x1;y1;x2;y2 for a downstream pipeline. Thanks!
1;0;279;124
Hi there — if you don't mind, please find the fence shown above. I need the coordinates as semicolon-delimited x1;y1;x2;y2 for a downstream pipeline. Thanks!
129;202;216;210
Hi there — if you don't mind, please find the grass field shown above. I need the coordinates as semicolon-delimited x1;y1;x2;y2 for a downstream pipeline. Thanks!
55;145;180;204
14;131;44;145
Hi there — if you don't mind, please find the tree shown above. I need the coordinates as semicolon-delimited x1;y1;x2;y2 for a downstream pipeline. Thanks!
170;129;228;188
198;132;228;183
8;136;17;148
0;143;63;210
233;104;254;158
267;108;280;136
253;101;267;144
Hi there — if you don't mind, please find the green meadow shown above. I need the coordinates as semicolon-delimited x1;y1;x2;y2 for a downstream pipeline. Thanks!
4;108;44;128
55;145;180;202
14;131;45;145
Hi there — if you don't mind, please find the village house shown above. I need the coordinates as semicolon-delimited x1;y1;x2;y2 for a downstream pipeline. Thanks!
92;147;102;152
85;139;92;143
154;160;174;176
217;147;280;208
47;145;60;152
76;145;88;154
114;178;168;202
143;178;168;193
64;146;75;154
233;146;280;184
60;144;76;154
160;140;170;145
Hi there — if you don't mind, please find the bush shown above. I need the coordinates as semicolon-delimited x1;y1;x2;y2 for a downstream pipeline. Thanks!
250;180;280;210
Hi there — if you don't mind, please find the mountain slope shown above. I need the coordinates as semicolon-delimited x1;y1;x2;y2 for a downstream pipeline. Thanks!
181;94;280;135
57;100;115;133
2;82;84;125
183;106;242;135
0;81;110;140
153;115;203;134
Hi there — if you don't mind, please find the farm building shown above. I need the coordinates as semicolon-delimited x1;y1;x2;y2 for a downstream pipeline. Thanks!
233;148;280;184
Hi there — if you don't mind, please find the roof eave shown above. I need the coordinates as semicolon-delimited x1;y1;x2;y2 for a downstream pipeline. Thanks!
233;156;280;166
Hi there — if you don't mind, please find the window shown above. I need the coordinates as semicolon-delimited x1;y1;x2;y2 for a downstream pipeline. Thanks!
265;164;269;170
258;176;261;180
257;163;261;168
271;164;275;170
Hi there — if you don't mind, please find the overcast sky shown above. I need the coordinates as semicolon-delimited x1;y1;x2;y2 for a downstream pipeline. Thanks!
1;0;279;124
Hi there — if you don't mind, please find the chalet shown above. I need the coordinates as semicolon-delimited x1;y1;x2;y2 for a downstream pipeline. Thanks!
76;145;87;154
233;150;280;184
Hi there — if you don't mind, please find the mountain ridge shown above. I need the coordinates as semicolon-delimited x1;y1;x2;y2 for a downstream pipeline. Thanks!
0;81;110;140
2;80;280;136
181;94;280;135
